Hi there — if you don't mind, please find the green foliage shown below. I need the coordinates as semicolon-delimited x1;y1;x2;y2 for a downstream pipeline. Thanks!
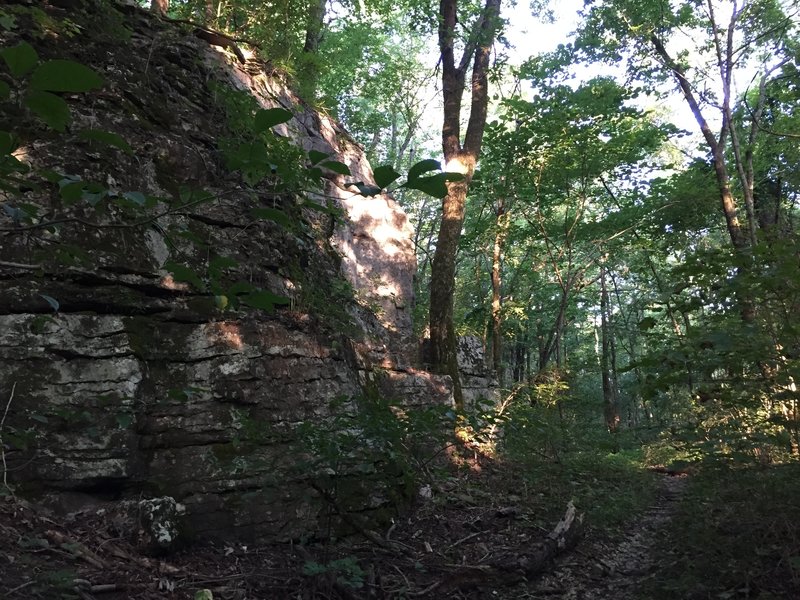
294;393;456;517
78;129;134;155
29;59;103;93
316;13;434;167
645;463;800;599
0;42;104;131
0;43;459;330
499;384;659;530
302;556;365;589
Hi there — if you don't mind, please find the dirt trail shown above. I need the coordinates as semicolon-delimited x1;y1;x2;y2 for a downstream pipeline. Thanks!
526;474;688;600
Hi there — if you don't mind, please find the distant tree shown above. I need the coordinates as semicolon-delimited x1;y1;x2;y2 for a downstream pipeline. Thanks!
577;0;798;257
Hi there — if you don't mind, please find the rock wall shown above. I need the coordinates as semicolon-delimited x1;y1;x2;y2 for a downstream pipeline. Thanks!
0;0;448;542
457;336;500;407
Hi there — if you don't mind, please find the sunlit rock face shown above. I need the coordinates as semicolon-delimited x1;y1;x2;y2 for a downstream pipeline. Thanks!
0;0;448;542
224;61;419;369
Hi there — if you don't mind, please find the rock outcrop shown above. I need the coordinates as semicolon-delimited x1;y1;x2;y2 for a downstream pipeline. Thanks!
457;336;500;408
0;0;449;542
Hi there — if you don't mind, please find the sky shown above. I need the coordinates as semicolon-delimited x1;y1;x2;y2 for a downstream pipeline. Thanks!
504;0;584;61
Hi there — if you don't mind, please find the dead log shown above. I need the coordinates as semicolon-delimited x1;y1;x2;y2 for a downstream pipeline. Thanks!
433;501;584;594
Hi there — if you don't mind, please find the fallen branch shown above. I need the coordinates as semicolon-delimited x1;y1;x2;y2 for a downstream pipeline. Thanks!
0;261;43;270
647;466;690;476
0;382;16;493
310;482;414;557
448;530;489;549
73;580;121;594
430;501;584;594
45;530;107;569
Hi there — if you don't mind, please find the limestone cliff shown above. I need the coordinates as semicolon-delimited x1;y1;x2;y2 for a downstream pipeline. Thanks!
0;0;449;542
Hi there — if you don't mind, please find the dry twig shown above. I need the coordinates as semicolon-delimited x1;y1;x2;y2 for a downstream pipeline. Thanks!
0;382;16;493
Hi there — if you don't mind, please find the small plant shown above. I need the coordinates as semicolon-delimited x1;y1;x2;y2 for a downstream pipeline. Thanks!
302;556;365;589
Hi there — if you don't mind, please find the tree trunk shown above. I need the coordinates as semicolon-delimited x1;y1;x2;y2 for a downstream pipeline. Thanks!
303;0;327;54
649;34;749;253
601;266;619;434
430;175;471;407
151;0;168;16
429;0;502;409
299;0;327;97
490;199;506;384
204;1;216;26
538;284;571;371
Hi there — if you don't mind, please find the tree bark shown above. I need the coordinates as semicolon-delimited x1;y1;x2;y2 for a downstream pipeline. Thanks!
151;0;168;16
490;198;506;384
204;0;216;26
430;0;501;409
601;266;619;433
303;0;327;54
299;0;327;97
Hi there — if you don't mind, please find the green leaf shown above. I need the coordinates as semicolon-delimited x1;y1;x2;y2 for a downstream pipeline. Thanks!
175;228;207;247
78;129;133;155
407;159;440;181
251;206;291;227
122;191;146;206
638;317;657;331
253;107;292;132
301;199;340;216
0;80;10;100
241;289;290;312
164;261;205;291
372;165;401;189
321;160;351;176
82;181;108;207
308;150;329;165
18;203;39;219
59;181;85;205
227;281;255;296
25;90;70;131
0;12;18;31
167;387;206;401
0;131;16;155
214;295;229;310
349;182;382;197
1;42;38;78
40;294;60;312
402;173;448;198
115;413;133;429
30;59;103;92
38;169;64;184
209;256;238;279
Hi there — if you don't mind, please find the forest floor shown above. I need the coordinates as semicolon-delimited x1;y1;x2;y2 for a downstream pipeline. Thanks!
525;472;688;600
3;456;799;599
